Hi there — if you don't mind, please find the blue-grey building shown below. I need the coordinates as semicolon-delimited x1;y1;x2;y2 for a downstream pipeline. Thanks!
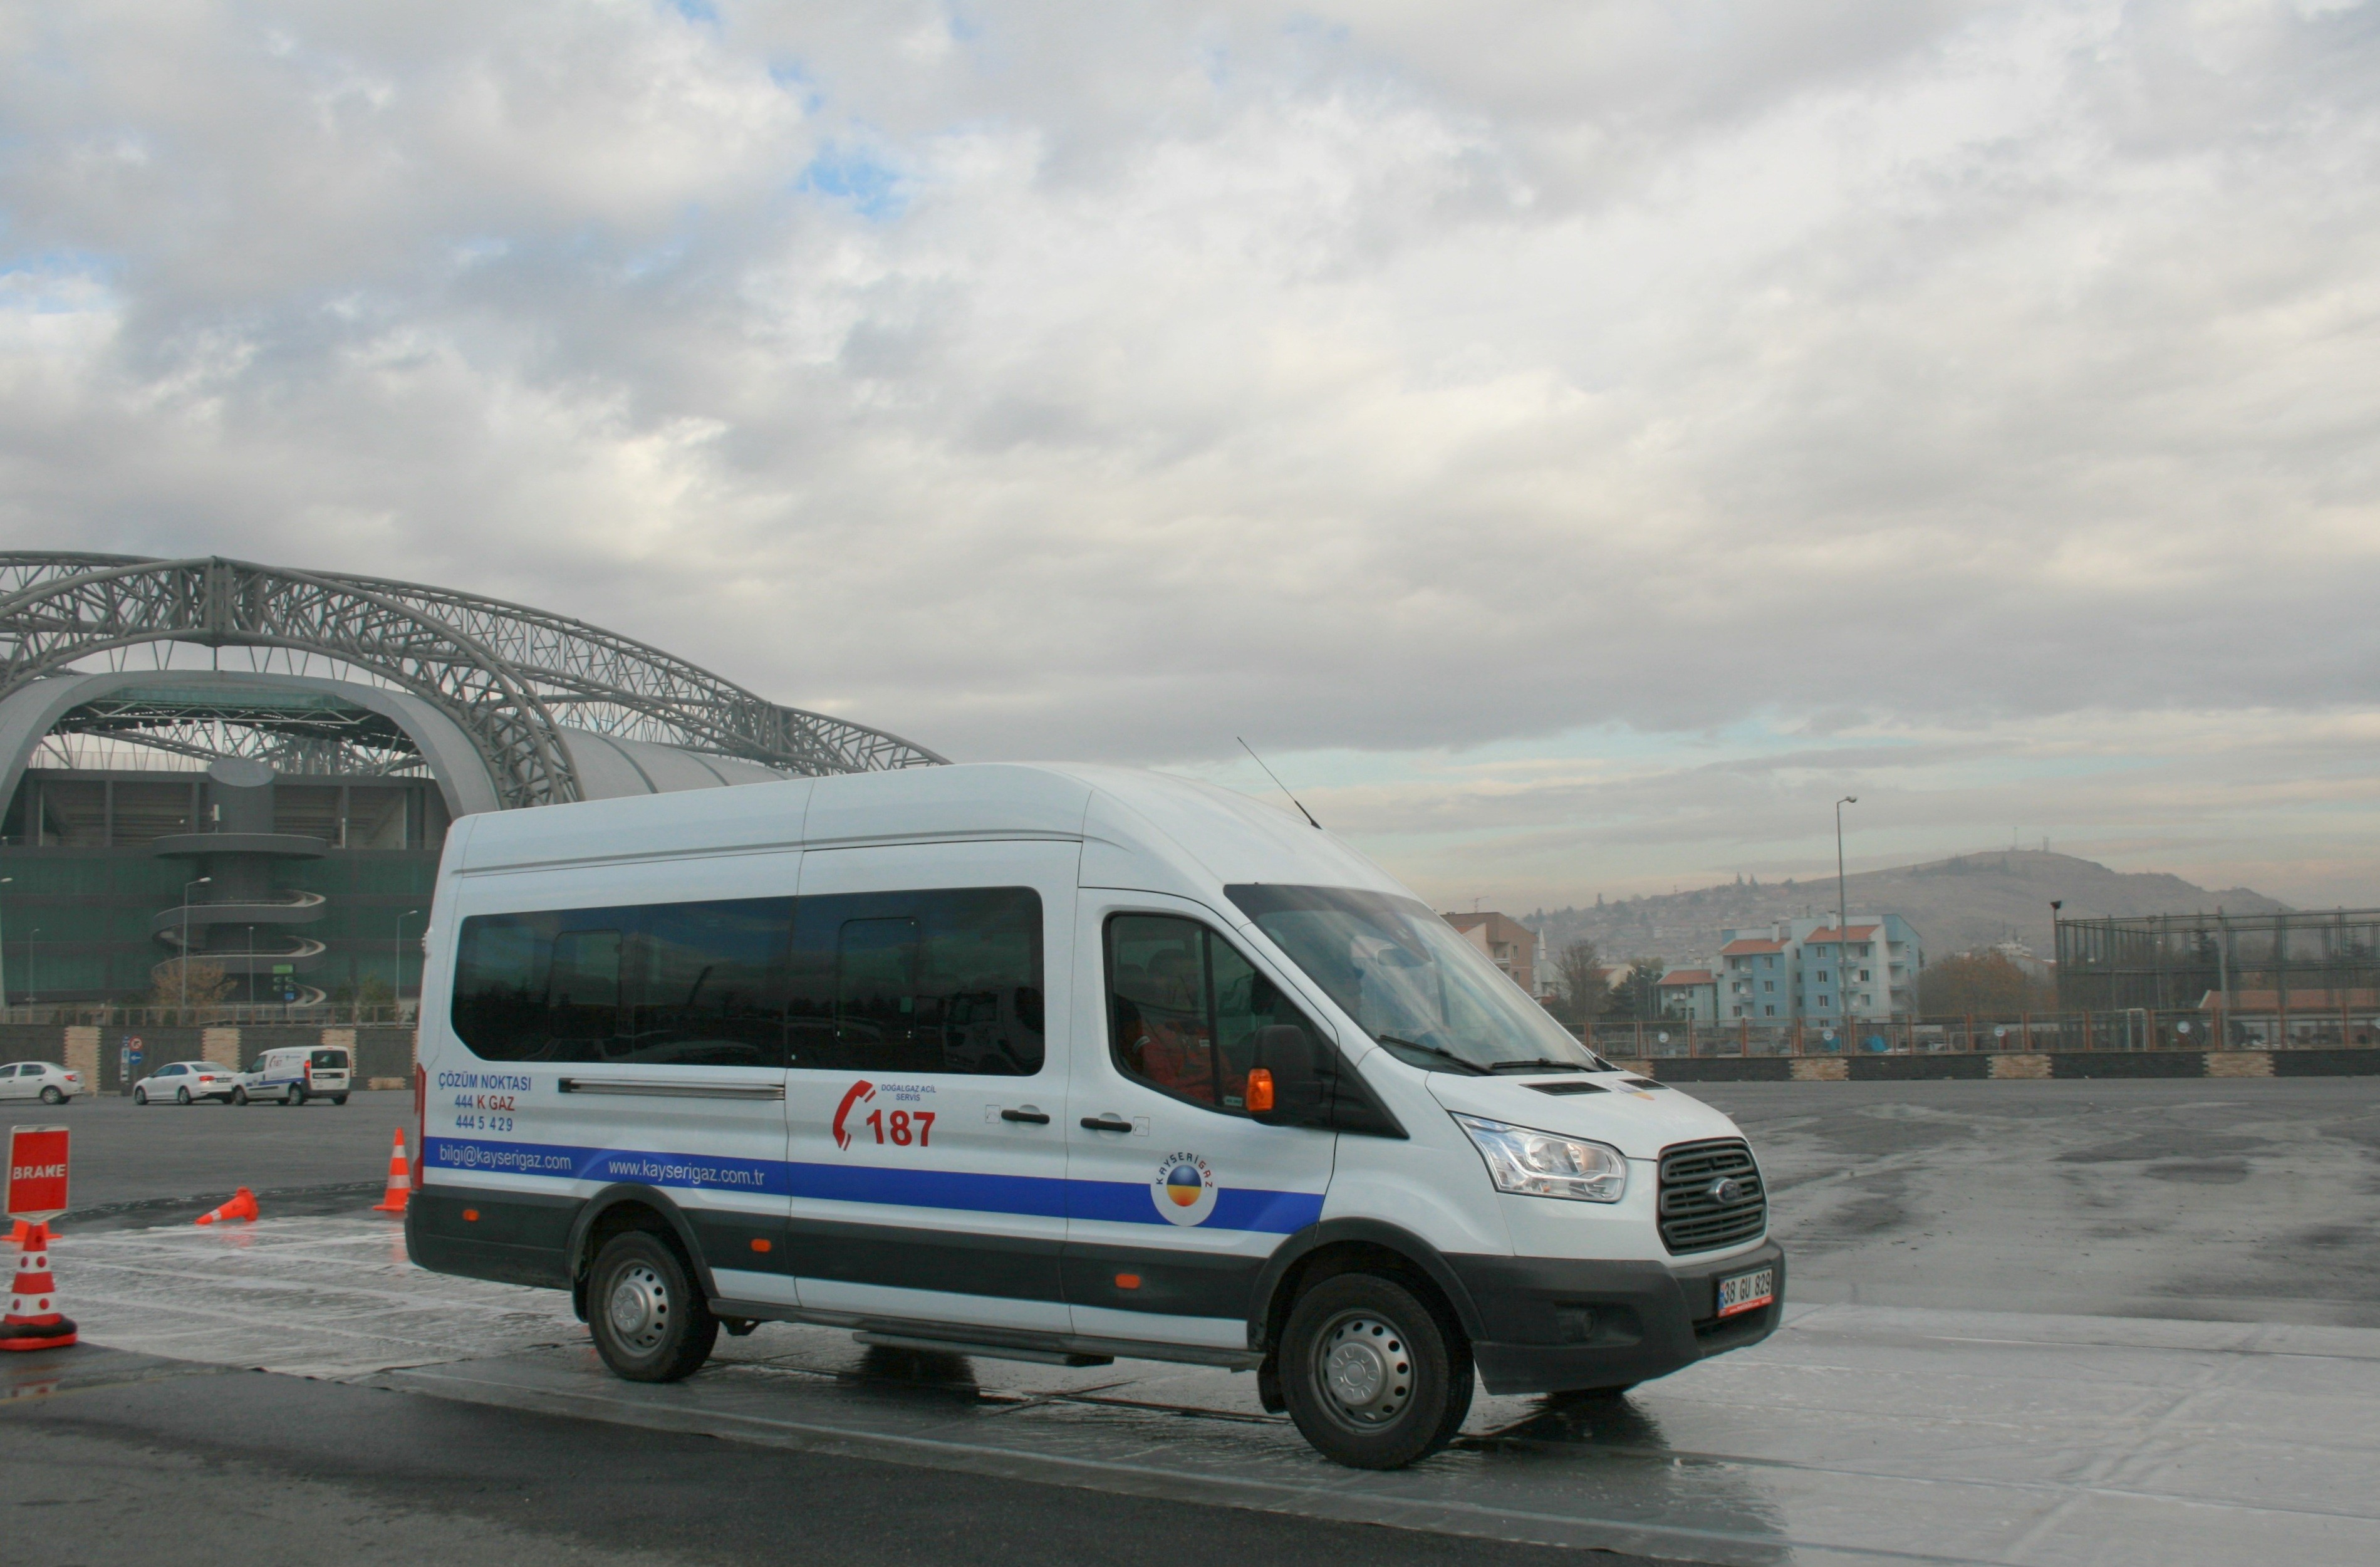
1718;914;1923;1024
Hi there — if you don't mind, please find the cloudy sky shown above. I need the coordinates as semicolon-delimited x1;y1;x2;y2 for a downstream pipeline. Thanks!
5;1;2378;911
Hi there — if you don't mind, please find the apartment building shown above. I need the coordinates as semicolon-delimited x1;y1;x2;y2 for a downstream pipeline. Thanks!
1715;914;1923;1023
1653;967;1720;1021
1440;910;1539;996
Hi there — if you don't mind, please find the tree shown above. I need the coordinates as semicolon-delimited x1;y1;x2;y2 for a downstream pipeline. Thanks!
1547;939;1607;1028
1604;957;1667;1021
330;973;397;1018
1917;952;2056;1017
147;957;234;1018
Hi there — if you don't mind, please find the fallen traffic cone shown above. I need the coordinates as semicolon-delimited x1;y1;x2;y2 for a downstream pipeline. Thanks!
194;1186;259;1226
0;1223;77;1351
370;1130;410;1214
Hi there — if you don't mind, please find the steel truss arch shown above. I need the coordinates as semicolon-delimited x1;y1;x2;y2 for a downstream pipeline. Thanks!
0;553;943;809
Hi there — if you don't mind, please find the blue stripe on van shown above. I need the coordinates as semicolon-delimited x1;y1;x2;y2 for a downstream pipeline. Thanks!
423;1137;1321;1234
1065;1179;1325;1234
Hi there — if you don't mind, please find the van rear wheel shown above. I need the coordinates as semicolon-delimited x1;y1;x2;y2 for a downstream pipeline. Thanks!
1281;1273;1472;1469
588;1231;718;1383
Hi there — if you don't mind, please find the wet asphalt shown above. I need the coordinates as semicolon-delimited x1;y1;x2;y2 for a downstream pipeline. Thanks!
9;1076;2373;1564
1693;1075;2380;1325
37;1088;407;1219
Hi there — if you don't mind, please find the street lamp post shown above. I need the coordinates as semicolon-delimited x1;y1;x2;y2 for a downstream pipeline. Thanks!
1835;796;1858;1022
394;909;423;1023
0;875;13;1014
180;876;212;1021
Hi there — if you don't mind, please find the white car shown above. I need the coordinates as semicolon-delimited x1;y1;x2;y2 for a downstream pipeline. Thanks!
132;1061;241;1105
0;1061;83;1104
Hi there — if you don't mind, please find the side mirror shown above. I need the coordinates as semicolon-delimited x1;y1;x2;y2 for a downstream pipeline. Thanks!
1248;1024;1329;1126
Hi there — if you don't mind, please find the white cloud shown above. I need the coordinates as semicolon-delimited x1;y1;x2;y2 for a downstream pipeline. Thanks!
4;0;2379;905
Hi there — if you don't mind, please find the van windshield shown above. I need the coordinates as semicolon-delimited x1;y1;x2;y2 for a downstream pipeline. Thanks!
1224;885;1604;1075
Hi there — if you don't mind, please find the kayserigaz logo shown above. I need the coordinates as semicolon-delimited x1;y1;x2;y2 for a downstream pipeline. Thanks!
1150;1152;1217;1226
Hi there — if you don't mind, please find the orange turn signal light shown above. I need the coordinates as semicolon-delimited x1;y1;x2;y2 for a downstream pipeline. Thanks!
1244;1068;1275;1113
1115;1273;1141;1290
751;1237;773;1254
462;1209;479;1222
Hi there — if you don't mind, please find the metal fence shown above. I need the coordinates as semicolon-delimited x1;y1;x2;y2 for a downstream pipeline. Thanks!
2057;907;2380;1014
1587;1007;2380;1059
0;1001;417;1028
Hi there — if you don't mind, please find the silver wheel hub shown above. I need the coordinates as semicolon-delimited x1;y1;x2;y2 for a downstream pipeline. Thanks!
606;1263;671;1352
1316;1313;1411;1425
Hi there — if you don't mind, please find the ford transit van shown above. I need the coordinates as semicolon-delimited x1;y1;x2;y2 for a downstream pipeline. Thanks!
407;764;1781;1468
237;1046;352;1105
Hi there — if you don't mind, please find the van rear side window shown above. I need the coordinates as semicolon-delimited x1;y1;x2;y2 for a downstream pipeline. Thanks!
452;897;795;1066
309;1050;348;1070
450;888;1044;1073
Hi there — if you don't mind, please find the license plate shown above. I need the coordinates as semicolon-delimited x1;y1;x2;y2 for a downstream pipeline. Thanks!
1717;1266;1774;1318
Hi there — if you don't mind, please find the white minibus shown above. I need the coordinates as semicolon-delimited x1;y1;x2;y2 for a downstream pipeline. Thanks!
408;764;1780;1468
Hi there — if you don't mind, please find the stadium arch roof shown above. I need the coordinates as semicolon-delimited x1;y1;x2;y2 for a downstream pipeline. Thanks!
0;552;944;815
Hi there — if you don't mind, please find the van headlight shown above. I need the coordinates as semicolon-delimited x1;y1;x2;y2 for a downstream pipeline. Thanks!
1452;1114;1628;1203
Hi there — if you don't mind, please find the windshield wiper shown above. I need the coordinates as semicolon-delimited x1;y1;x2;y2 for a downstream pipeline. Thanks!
1373;1035;1489;1076
1485;1058;1591;1075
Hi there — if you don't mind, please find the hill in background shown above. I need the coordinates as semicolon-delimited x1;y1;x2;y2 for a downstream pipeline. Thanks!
1527;850;2288;969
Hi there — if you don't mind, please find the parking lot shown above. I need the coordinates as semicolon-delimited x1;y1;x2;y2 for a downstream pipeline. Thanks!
5;1076;2377;1566
31;1089;408;1215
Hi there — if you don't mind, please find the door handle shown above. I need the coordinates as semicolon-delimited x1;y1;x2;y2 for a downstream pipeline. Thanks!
1079;1114;1135;1133
1000;1107;1051;1125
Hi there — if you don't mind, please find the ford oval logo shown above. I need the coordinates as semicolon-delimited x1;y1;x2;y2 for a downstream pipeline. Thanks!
1708;1176;1747;1205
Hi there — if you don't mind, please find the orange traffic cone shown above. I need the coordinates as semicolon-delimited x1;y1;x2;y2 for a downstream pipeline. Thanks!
371;1130;410;1214
194;1186;259;1226
0;1223;76;1351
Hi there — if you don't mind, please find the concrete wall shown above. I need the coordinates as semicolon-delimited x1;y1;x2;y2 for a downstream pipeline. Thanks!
0;1023;419;1090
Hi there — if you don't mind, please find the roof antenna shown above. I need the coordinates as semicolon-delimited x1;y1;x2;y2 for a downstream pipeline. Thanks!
1238;737;1321;830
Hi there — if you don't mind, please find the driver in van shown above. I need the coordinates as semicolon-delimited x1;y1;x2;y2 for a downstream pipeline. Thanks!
1113;945;1219;1101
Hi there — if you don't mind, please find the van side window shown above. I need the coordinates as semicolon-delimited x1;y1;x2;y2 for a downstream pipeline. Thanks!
1106;914;1321;1113
786;888;1043;1075
451;897;793;1066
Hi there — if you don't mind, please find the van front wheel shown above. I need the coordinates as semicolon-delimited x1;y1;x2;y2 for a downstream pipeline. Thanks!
588;1231;717;1383
1281;1273;1472;1469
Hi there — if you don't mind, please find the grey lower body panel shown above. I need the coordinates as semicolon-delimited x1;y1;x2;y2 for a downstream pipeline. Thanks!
711;1297;1264;1372
1451;1241;1785;1395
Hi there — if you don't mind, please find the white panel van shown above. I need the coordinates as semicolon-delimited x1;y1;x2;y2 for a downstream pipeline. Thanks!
408;764;1781;1468
237;1046;352;1105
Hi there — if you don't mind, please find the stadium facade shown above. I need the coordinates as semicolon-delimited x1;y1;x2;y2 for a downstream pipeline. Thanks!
0;553;942;1010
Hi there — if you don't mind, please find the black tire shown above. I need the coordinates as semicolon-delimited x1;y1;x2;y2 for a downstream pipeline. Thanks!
133;1086;148;1105
1280;1272;1472;1469
587;1231;717;1383
231;1086;248;1105
39;1086;62;1105
290;1086;306;1107
330;1094;348;1106
175;1086;191;1105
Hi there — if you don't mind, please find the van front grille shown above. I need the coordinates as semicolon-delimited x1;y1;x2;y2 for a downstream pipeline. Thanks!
1657;1138;1766;1255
